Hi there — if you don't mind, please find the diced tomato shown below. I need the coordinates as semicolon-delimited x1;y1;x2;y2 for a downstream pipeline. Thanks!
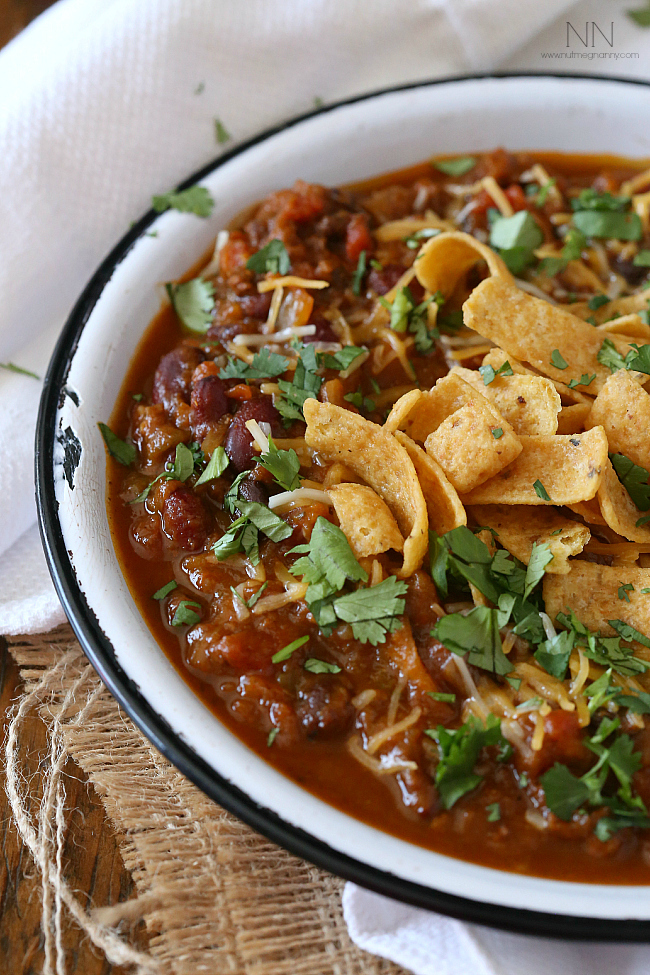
225;383;253;401
281;180;327;222
345;213;374;263
504;184;528;212
219;231;255;277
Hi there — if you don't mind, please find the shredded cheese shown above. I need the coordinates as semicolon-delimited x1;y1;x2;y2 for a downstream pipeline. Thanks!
481;176;514;218
377;328;416;380
263;285;284;334
244;418;270;454
232;325;317;346
365;707;422;755
268;488;332;511
257;276;329;293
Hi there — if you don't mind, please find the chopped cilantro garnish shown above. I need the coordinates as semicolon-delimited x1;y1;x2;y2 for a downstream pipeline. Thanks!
352;250;367;296
432;156;476;176
332;576;408;645
535;178;556;207
258;438;301;491
567;373;596;389
344;387;375;413
272;635;309;663
572;209;642;242
431;602;514;675
427;713;505;809
588;293;610;310
0;362;40;379
550;349;568;370
633;249;650;267
369;258;383;270
213;478;292;565
98;422;136;467
403;227;441;249
492;428;504;439
428;691;456;704
555;610;650;677
275;344;322;421
171;600;202;626
489;211;543;275
130;442;197;504
152;186;214;217
289;517;406;644
319;346;366;371
533;479;551;501
534;629;575;680
507;676;522;691
166;278;215;333
608;619;650;649
246;239;290;276
596;339;650;376
215;118;231;144
304;658;342;674
132;392;144;402
525;543;554;599
267;727;279;747
195;446;229;486
152;580;177;601
609;453;650;512
486;802;501;822
479;360;513;385
619;583;635;602
381;286;435;353
219;348;290;382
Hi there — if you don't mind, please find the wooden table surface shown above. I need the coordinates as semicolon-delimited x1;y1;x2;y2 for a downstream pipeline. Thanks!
0;4;146;973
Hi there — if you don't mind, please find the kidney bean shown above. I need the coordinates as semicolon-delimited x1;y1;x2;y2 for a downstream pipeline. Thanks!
224;397;282;472
367;263;405;295
238;292;272;320
303;312;337;344
190;375;228;441
237;474;269;505
296;676;353;738
152;346;204;416
159;480;210;552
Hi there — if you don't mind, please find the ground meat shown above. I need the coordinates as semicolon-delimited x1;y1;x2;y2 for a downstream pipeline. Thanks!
155;479;210;553
152;345;205;424
224;397;282;472
132;404;188;470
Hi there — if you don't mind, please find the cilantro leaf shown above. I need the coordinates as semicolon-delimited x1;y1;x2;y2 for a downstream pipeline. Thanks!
567;373;596;389
304;658;342;674
130;442;197;504
524;542;554;599
152;185;214;217
274;344;322;421
236;500;293;542
479;360;513;385
319;346;366;371
573;209;642;242
432;156;476;176
492;428;503;439
429;713;505;809
258;438;301;491
429;530;449;600
633;249;650;267
267;727;279;747
608;619;650;649
272;635;309;663
403;228;441;249
352;250;367;296
98;422;136;467
344;387;375;413
431;605;513;675
171;600;202;626
610;453;650;511
290;516;367;597
428;691;456;704
166;278;215;333
195;446;229;486
215;118;230;144
534;628;575;680
550;349;569;370
152;580;177;601
218;348;290;381
533;479;551;501
489;211;543;274
246;240;290;276
588;294;610;310
619;583;635;602
382;286;435;353
541;764;592;821
333;576;408;646
627;343;650;375
571;189;631;212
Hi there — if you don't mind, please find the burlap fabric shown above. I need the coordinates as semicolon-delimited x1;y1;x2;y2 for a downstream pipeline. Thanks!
5;625;406;975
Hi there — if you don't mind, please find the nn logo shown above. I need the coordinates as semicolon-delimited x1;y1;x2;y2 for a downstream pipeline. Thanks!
566;21;614;47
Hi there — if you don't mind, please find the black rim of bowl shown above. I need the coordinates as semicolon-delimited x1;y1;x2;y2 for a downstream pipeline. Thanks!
36;72;650;941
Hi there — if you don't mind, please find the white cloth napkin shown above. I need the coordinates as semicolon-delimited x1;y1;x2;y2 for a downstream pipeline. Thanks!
2;0;650;971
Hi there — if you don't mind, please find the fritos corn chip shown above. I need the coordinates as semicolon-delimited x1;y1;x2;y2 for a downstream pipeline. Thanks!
468;504;590;574
328;483;404;558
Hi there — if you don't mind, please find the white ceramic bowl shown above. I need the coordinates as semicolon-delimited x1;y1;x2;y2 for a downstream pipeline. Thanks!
37;74;650;938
